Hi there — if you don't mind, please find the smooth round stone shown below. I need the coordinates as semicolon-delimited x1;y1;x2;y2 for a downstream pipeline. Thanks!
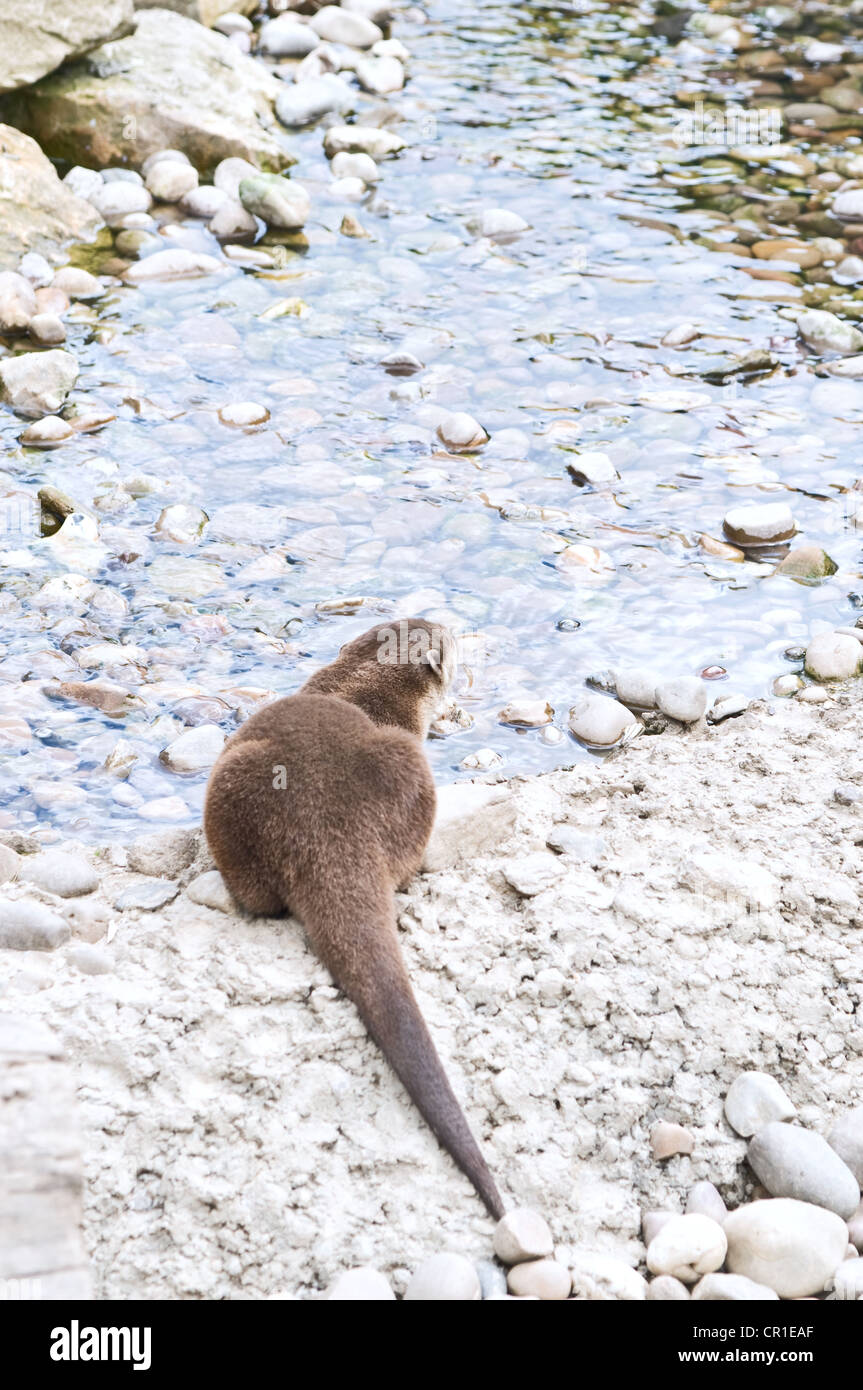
18;250;53;286
141;149;190;178
28;313;66;345
568;692;638;747
154;503;207;542
180;185;229;219
774;673;803;697
259;17;319;57
239;174;310;229
830;1257;863;1301
832;188;863;220
114;878;180;911
748;1124;860;1220
436;411;488;450
569;1253;647;1300
332;178;367;202
160;724;226;773
218;401;270;427
798;685;830;703
87;182;152;224
476;207;530;240
331;150;380;183
691;1273;778;1301
642;1211;675;1246
213;156;259;199
64;165;103;200
20;415;74;446
325;1266;394;1300
506;1258;571;1300
646;1275;690;1301
724;1072;796;1137
213;12;252;36
774;545;837;580
67;943;112;975
355;54;405;94
646;1215;727;1283
0;269;36;329
20;850;98;897
145;160;198;202
124;249;223;282
723;502;795;546
186;871;232;913
209;197;258;238
404;1253;481;1301
686;1182;727;1225
460;747;503;771
323;125;405;159
275;74;352;127
796;307;863;354
724;1199;848;1298
651;1121;694;1159
828;1108;863;1185
805;633;863;681
567;450;618;486
655;677;708;724
310;5;382;48
497;699;552;727
834;255;863;285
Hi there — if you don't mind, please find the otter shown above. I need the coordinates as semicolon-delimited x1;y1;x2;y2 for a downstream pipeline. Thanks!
204;618;504;1219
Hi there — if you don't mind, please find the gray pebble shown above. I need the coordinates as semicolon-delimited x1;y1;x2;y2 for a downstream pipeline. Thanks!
404;1253;481;1301
724;1071;796;1137
475;1258;508;1299
748;1123;860;1220
114;879;180;912
646;1275;690;1300
686;1181;727;1225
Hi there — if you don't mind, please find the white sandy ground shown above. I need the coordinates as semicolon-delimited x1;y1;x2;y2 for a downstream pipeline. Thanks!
1;691;861;1298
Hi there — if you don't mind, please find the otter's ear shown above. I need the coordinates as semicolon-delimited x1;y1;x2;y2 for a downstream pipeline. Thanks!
425;646;443;677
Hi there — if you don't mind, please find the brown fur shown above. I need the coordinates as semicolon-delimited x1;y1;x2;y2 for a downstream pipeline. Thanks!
203;619;504;1219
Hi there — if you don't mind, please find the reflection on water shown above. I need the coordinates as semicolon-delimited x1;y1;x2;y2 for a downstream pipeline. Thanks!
0;0;861;839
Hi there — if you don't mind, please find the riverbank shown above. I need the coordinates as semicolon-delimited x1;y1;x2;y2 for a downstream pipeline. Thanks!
0;687;860;1297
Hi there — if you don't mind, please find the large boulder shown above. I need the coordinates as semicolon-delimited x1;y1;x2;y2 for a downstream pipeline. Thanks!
0;125;103;270
0;0;133;93
0;9;295;175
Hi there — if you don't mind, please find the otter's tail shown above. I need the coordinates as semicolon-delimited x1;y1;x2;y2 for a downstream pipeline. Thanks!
297;879;505;1221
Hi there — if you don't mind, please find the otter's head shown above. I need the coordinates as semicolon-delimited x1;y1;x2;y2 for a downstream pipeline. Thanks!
331;618;456;737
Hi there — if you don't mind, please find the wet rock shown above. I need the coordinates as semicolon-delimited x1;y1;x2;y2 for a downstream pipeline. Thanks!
0;349;78;417
404;1253;481;1301
186;870;233;913
239;174;310;229
612;668;658;709
691;1273;778;1301
646;1275;690;1301
707;694;750;723
493;1208;554;1265
310;7;382;48
4;11;294;174
723;502;795;546
507;1258;571;1300
86;181;151;224
180;184;228;219
208;196;257;238
339;213;369;238
323;125;405;160
827;1108;863;1186
0;127;103;268
567;451;618;487
748;1123;860;1219
805;633;863;682
259;17;319;58
555;543;615;584
474;207;530;241
0;899;70;951
124;249;224;283
497;699;552;727
51;680;138;717
568;692;638;747
114;879;179;912
19;851;98;898
0;0;132;92
503;853;564;898
154;503;208;543
459;747;503;771
275;75;353;128
655;678;707;724
355;55;405;95
325;1267;395;1300
724;1199;848;1299
127;828;197;878
774;545;837;581
832;189;863;221
796;308;863;355
651;1121;694;1160
21;415;74;446
160;724;226;773
331;151;380;184
436;411;488;451
646;1215;727;1284
213;155;259;198
725;1073;796;1138
0;270;36;331
145;160;198;203
569;1253;647;1300
218;401;269;427
28;314;67;346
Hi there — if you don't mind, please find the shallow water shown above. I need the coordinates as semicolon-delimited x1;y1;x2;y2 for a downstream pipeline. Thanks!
1;0;862;839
